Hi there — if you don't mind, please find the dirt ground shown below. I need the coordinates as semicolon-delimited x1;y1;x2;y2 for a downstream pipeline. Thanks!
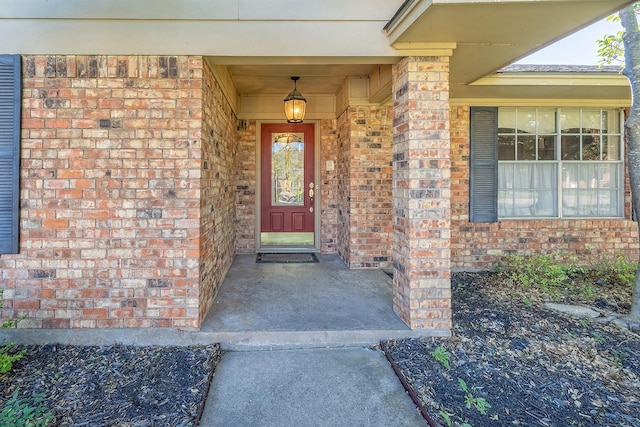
384;272;640;427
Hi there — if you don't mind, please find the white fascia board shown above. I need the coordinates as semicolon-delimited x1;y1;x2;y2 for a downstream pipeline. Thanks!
451;98;631;108
238;0;403;21
0;0;240;20
207;57;403;66
472;74;630;87
1;0;402;21
384;0;431;43
0;20;398;57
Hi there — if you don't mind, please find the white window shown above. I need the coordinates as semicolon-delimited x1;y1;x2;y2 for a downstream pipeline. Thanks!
497;107;624;218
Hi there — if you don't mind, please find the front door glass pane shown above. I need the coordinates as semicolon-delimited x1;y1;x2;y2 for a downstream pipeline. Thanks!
272;132;305;206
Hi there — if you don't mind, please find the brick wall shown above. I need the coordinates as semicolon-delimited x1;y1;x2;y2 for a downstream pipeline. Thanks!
235;120;257;253
450;105;639;268
336;110;352;264
0;55;223;329
335;106;393;268
320;119;339;253
198;62;237;324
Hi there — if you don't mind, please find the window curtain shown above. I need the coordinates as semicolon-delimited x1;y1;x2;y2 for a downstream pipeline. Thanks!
499;163;557;217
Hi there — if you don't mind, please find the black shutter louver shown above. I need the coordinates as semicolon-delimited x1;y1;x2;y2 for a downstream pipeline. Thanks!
0;55;21;254
469;107;498;222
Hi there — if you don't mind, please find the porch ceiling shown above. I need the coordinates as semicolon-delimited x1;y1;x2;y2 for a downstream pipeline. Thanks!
213;62;390;97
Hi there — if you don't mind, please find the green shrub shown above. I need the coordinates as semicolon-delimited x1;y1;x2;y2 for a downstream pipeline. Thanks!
498;251;637;302
1;289;27;374
0;343;26;374
496;252;583;298
0;391;52;427
1;289;25;329
592;253;636;287
430;346;451;370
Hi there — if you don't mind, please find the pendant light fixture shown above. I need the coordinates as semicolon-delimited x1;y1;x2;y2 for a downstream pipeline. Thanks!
283;76;306;123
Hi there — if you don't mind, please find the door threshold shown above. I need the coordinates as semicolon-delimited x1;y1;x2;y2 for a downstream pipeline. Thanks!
258;246;317;254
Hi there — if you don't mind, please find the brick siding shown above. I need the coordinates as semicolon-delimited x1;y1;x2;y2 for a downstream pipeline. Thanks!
335;106;393;268
198;62;237;324
336;110;352;264
4;55;635;332
0;55;235;329
234;120;258;253
320;119;339;253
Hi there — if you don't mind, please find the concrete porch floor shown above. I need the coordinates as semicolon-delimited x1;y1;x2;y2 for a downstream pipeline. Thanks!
2;254;435;350
200;254;429;349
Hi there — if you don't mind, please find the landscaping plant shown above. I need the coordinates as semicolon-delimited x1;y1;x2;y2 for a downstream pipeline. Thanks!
430;345;451;370
0;391;52;427
1;290;26;374
591;253;636;288
457;378;492;416
1;290;52;425
496;252;583;298
497;251;635;305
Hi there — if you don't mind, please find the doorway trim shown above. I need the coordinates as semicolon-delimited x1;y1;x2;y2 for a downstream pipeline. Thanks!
255;120;321;253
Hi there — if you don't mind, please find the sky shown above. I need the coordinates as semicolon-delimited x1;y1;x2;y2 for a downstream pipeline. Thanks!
516;18;623;65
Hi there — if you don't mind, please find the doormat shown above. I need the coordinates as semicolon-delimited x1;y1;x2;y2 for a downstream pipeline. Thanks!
256;253;319;264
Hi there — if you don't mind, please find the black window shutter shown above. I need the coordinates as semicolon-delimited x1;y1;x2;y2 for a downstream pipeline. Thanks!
469;107;498;222
0;55;21;254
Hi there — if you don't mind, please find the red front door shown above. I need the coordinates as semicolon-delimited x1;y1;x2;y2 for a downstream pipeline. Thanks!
260;123;315;246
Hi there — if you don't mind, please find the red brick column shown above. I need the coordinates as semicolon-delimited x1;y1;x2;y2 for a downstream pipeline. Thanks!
391;56;452;332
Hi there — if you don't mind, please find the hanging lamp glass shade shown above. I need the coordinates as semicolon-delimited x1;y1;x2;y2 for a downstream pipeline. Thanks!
283;76;306;123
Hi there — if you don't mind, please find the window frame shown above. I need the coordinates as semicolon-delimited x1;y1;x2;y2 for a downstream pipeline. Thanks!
496;107;625;220
469;106;626;223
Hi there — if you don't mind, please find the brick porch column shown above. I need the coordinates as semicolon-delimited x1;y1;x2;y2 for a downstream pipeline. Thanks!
391;56;452;332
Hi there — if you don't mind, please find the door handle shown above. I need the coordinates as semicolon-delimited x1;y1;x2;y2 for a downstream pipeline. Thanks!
308;182;314;212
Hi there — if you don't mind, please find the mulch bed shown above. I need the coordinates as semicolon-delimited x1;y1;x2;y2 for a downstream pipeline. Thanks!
384;272;640;427
0;344;220;426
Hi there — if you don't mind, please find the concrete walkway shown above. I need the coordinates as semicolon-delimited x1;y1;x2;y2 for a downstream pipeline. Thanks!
200;347;426;426
198;255;427;426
